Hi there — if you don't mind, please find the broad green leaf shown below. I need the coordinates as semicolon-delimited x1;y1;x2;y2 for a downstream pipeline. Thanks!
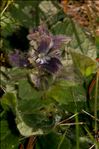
16;85;61;136
0;120;19;149
70;51;97;77
7;67;28;81
16;99;58;136
18;79;41;100
9;0;42;28
46;79;86;105
0;67;28;89
1;13;16;37
51;17;96;58
1;92;17;113
55;79;77;87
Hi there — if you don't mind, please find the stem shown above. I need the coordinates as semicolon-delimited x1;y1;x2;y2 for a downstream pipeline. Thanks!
35;1;40;26
94;72;99;133
60;122;84;126
82;110;99;122
1;0;13;17
57;113;79;125
57;129;67;149
72;89;80;149
94;71;99;149
75;112;79;149
26;136;36;149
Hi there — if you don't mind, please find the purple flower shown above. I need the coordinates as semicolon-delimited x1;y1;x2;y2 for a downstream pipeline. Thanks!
37;36;52;53
52;35;71;50
27;24;49;41
8;50;28;67
41;58;62;73
27;25;71;74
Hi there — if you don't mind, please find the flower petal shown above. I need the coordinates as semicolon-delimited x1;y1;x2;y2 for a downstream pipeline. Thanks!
52;35;71;49
41;57;62;73
8;50;28;67
37;36;53;53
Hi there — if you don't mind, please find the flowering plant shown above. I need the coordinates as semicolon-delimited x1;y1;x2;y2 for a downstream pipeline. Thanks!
27;24;71;74
1;1;98;148
8;24;71;89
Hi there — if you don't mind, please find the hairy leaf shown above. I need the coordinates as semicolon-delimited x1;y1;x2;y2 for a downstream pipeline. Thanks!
46;79;86;106
70;51;97;77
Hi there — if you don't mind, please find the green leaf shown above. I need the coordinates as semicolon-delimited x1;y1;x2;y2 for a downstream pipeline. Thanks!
16;82;61;136
8;0;42;28
46;80;86;105
0;120;19;149
18;79;41;100
1;13;16;37
70;51;97;77
1;92;17;113
16;98;57;136
51;17;97;58
7;67;28;81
